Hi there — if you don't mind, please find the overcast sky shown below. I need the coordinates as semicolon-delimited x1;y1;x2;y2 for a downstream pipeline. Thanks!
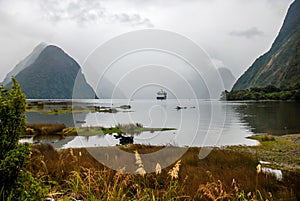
0;0;294;83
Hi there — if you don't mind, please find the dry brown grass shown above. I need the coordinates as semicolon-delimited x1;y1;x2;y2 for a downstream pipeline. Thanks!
26;123;66;135
29;144;300;200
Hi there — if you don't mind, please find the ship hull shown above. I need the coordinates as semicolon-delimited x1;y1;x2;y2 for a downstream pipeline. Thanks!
156;96;166;100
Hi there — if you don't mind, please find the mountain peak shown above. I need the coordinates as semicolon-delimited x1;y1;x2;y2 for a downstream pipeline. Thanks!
232;0;300;90
36;42;48;49
3;44;96;99
271;0;300;50
1;42;48;86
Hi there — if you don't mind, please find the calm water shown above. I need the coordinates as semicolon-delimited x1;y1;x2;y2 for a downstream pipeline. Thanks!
24;100;300;148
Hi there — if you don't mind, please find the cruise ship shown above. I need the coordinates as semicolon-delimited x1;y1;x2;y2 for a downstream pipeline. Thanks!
156;89;167;100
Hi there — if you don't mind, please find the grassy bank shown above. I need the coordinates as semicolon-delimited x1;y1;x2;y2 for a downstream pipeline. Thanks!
26;101;132;114
230;134;300;171
29;142;300;200
25;123;175;137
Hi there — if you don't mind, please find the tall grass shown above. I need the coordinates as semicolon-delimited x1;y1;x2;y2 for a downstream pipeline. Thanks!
26;123;66;135
29;144;300;200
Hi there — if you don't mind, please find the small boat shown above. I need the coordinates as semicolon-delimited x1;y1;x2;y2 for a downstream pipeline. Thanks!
156;89;167;100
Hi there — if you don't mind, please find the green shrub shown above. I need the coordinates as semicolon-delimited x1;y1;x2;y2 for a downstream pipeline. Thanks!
0;78;47;200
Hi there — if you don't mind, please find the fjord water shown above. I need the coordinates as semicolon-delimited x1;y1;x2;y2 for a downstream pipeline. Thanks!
25;100;300;148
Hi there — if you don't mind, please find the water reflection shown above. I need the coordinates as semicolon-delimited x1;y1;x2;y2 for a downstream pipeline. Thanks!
233;102;300;135
26;112;88;127
21;135;76;149
24;100;300;148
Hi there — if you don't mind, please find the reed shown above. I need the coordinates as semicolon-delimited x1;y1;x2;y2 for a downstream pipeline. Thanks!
28;144;300;200
168;160;181;180
134;150;146;176
26;123;66;135
197;171;231;200
155;163;162;175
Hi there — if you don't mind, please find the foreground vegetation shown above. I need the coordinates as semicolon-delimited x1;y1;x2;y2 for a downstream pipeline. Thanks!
0;78;46;200
29;143;300;200
221;85;300;101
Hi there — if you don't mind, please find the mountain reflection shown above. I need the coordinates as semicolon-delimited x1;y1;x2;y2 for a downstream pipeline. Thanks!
233;102;300;135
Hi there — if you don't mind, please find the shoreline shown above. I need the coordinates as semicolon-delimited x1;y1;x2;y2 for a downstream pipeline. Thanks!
29;134;300;200
29;133;300;172
229;134;300;172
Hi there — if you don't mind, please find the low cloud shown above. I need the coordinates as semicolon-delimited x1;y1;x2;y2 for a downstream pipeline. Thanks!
112;13;153;28
40;0;153;27
229;27;264;38
40;0;105;23
211;58;225;68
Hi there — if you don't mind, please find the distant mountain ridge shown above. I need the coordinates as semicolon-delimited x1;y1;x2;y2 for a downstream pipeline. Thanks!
2;44;96;99
2;43;47;86
232;0;300;90
217;67;236;90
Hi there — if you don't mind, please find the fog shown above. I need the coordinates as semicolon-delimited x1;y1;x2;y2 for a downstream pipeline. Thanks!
75;30;225;99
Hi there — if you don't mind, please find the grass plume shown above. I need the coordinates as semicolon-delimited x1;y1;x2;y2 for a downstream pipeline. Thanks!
168;160;181;180
134;150;146;176
28;144;300;200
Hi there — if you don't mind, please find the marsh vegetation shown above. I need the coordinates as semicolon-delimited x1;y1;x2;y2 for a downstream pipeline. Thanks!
28;143;300;200
24;123;175;137
2;79;300;200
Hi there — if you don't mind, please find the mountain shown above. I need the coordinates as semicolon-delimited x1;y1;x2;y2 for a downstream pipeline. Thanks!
2;43;47;86
232;0;300;90
217;67;236;90
3;44;96;99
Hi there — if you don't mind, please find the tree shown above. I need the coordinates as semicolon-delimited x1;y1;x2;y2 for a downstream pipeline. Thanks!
263;85;280;93
0;78;45;200
220;90;229;101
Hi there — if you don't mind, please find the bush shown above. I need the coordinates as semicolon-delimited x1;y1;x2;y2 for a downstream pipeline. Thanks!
0;78;46;200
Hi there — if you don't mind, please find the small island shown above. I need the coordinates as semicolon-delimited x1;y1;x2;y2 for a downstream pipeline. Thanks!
24;123;176;137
